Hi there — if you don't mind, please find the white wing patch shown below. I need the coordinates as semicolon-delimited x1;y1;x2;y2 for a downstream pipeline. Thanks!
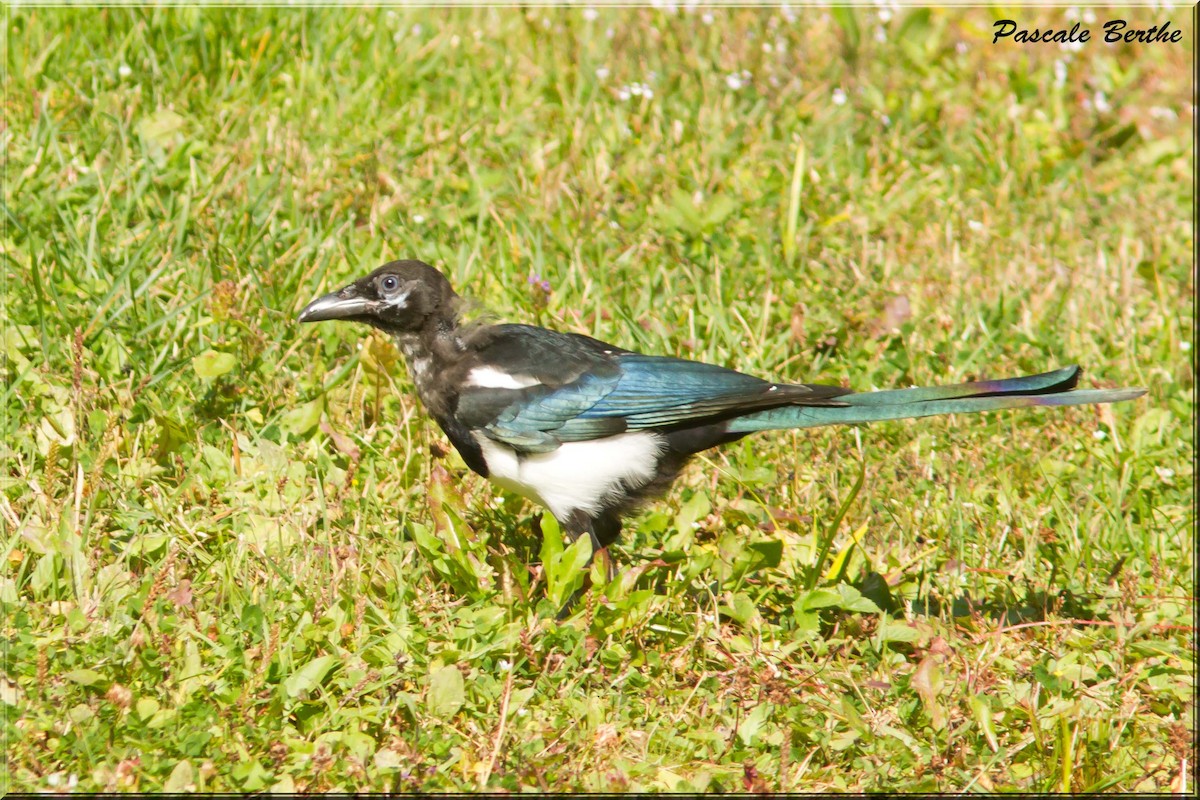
467;366;542;390
474;431;664;519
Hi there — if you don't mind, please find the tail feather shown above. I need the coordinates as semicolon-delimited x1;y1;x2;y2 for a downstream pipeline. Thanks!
727;366;1145;433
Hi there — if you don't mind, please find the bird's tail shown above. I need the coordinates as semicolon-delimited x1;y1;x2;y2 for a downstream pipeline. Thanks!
726;366;1146;433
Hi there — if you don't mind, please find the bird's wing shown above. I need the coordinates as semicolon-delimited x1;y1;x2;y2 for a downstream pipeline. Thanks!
454;325;848;452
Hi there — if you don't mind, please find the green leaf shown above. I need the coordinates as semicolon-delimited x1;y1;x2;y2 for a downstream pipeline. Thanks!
748;539;783;569
136;697;160;720
164;760;194;792
970;695;999;752
836;583;881;614
797;589;841;612
674;490;710;534
192;349;236;380
718;592;759;626
737;702;772;746
283;654;337;698
877;619;920;644
231;757;270;791
281;396;324;437
65;668;106;687
427;664;465;718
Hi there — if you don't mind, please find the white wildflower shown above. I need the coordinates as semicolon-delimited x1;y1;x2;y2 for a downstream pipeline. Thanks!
583;8;598;22
595;66;610;80
1093;429;1108;441
118;63;132;78
832;87;847;105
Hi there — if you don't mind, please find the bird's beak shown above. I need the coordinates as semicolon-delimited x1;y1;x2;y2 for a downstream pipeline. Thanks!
298;289;372;323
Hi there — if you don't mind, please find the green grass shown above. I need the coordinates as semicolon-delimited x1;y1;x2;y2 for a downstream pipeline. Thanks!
3;4;1193;793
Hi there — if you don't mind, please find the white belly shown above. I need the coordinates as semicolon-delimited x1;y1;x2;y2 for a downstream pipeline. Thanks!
473;431;664;519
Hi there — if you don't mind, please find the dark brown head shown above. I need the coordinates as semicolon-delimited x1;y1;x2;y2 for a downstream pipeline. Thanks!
298;260;458;334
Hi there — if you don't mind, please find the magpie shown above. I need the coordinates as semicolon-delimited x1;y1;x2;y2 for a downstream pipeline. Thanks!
299;260;1145;560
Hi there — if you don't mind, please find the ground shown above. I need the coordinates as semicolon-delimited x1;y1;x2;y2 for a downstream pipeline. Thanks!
2;4;1194;792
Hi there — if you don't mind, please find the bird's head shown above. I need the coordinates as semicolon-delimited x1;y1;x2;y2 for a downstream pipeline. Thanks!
298;260;457;334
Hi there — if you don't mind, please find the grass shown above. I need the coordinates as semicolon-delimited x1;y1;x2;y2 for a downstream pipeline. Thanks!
2;3;1194;793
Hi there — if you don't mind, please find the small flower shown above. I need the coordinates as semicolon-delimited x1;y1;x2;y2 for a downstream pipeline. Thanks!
1082;9;1097;24
956;41;968;54
725;73;744;91
412;214;425;224
1149;105;1177;120
118;63;132;78
1093;91;1111;114
702;12;714;25
1181;341;1191;351
878;9;893;23
874;26;887;43
595;66;610;80
583;8;599;22
411;24;423;36
831;87;847;106
499;659;512;671
1155;466;1175;482
967;219;984;232
1093;429;1108;441
617;86;631;101
1054;59;1067;88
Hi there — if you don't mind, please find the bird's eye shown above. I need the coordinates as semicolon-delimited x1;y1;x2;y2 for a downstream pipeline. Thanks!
381;276;399;292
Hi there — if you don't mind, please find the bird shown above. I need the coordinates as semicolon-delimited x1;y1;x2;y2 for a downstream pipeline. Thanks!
298;259;1145;566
